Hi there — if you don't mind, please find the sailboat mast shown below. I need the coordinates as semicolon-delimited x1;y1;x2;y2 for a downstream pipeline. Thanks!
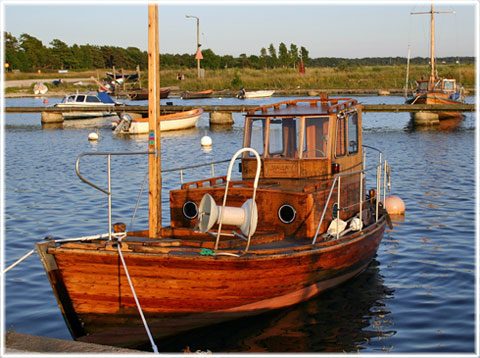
430;4;435;88
411;5;455;91
148;4;162;237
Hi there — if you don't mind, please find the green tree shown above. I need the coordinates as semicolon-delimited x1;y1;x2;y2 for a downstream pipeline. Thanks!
260;47;268;69
50;39;77;69
289;43;298;68
268;43;277;68
300;46;310;66
278;42;289;68
19;33;48;71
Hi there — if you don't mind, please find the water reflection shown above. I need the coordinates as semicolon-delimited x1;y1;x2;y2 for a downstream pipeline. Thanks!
140;260;395;353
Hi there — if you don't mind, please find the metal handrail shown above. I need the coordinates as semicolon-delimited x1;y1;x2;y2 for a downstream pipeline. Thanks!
75;152;240;240
311;146;385;245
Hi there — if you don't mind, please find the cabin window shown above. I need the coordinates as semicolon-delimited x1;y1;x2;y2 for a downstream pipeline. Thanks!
86;96;101;103
246;118;265;157
76;95;86;102
335;115;347;157
268;117;300;158
303;117;329;158
348;113;359;154
65;95;75;103
443;80;455;91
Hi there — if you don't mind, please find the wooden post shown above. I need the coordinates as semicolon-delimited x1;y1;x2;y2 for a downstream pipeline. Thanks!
112;66;117;94
136;65;141;89
148;4;162;238
121;68;126;91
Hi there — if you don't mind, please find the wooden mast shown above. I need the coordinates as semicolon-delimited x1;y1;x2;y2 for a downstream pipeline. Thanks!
148;4;162;237
411;5;455;91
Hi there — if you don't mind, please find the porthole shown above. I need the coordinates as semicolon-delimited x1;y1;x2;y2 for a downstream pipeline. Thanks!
182;201;198;220
278;204;296;224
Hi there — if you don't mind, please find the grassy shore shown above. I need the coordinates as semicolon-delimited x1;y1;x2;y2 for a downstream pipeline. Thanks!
4;64;475;95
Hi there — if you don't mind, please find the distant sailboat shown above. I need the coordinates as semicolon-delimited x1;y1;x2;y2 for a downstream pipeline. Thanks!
405;5;465;126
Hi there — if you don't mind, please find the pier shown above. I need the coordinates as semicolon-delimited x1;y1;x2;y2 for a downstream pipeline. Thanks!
4;103;476;125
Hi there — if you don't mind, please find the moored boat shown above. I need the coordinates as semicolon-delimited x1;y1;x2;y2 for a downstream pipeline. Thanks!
181;89;213;99
33;82;48;95
54;91;120;119
37;94;393;348
406;5;465;125
237;88;275;99
112;108;203;134
129;88;170;101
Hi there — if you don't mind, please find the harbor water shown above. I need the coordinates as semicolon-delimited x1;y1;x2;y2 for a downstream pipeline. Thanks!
3;95;477;354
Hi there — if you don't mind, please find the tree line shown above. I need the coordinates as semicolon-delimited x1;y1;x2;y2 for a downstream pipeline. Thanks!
4;32;474;73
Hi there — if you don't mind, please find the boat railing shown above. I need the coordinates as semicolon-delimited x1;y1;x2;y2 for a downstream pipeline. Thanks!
75;151;238;241
311;145;388;245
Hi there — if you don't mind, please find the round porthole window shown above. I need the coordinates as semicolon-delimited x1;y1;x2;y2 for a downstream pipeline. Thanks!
278;204;296;224
182;201;198;220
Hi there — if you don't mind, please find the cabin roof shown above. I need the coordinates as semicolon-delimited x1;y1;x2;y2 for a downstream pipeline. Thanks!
246;97;358;117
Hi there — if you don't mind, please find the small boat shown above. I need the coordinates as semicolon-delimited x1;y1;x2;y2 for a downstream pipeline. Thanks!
112;108;203;134
37;94;393;348
406;5;465;125
237;88;275;99
106;72;139;82
54;91;119;119
181;89;213;99
33;82;48;95
129;88;170;101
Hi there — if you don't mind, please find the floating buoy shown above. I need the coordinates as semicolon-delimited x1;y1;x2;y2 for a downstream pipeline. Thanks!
201;136;212;147
43;99;49;104
88;132;99;141
384;196;405;215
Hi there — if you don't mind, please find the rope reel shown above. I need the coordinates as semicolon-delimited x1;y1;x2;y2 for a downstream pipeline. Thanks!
196;193;258;237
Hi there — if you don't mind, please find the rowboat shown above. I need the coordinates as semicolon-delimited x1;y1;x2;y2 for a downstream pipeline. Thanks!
237;88;275;99
33;82;48;95
54;91;119;119
129;88;170;101
181;89;213;99
406;5;465;125
37;94;392;349
112;108;203;134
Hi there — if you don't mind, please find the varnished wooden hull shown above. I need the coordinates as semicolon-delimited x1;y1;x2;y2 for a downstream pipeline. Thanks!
407;93;465;123
37;216;386;348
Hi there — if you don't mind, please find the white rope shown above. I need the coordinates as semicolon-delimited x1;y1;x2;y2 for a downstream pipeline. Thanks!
116;243;158;354
2;249;35;274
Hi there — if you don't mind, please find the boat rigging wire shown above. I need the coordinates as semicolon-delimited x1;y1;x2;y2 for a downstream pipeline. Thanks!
116;238;159;354
2;250;35;274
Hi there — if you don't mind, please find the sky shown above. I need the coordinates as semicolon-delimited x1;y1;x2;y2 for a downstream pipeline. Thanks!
1;0;478;59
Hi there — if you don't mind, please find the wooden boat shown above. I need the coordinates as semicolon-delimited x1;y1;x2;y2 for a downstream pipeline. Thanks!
33;82;48;95
36;94;392;348
112;108;203;134
237;88;275;99
129;88;170;101
54;91;119;119
406;5;465;125
181;89;213;99
106;72;139;82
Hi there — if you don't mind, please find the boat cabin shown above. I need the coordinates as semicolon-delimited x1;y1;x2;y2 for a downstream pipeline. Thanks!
58;92;116;106
415;78;458;95
170;95;366;239
241;95;362;181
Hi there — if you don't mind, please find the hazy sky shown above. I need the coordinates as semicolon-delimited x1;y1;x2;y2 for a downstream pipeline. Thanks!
2;1;478;59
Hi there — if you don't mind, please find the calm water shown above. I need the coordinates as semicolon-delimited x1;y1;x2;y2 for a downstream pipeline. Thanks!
3;95;477;354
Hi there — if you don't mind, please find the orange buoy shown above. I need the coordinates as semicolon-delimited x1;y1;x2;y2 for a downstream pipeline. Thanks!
384;196;406;215
43;99;49;104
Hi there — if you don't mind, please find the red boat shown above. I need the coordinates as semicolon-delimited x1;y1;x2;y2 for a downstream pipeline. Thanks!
181;89;213;99
129;88;170;101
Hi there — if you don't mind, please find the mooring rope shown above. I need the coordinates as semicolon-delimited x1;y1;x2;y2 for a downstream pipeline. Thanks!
2;249;35;274
116;242;159;354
